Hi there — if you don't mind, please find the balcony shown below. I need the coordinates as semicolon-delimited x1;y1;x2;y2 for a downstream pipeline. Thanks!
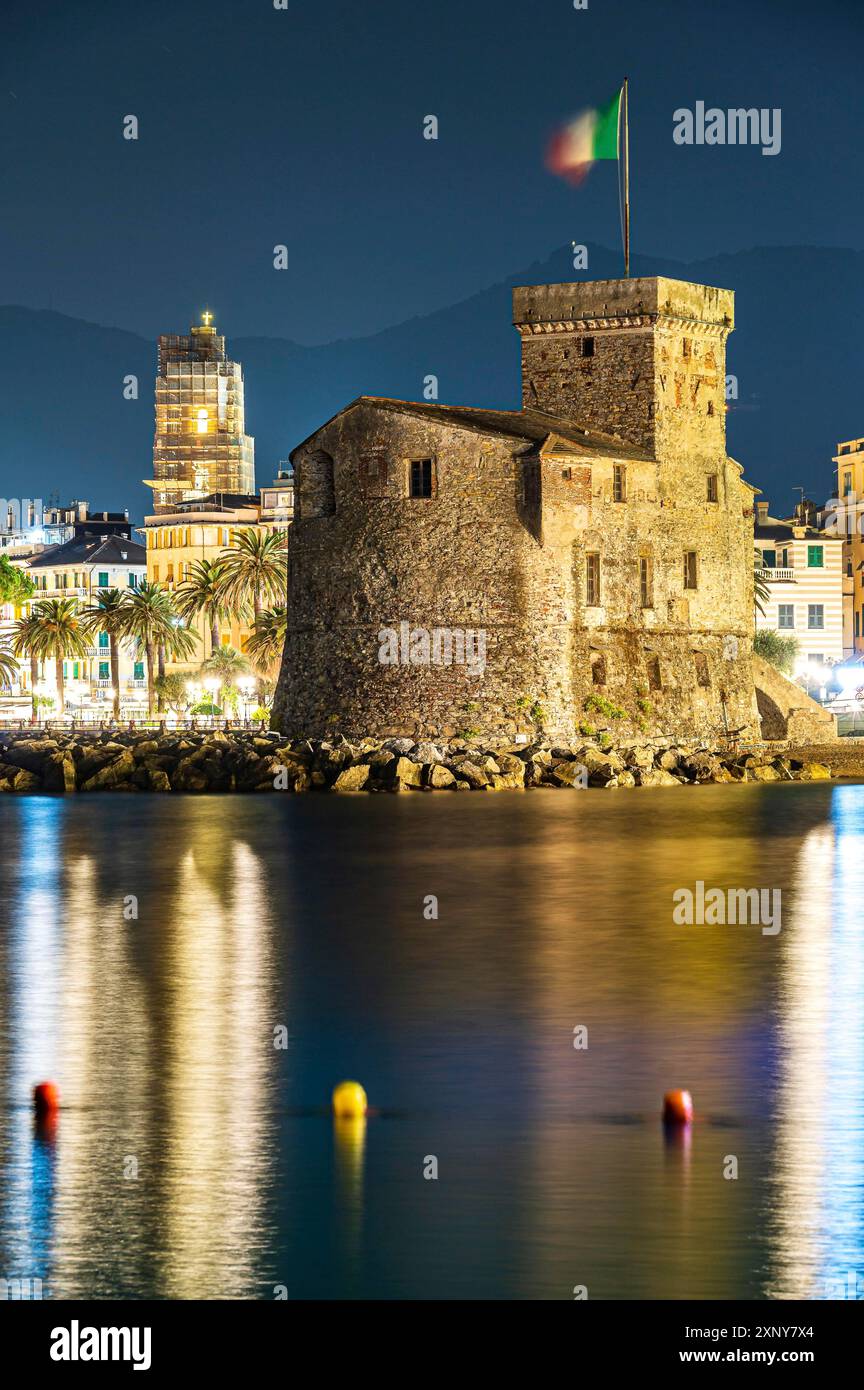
765;568;795;582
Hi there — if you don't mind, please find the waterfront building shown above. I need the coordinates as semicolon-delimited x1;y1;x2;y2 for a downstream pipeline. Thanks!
274;275;835;743
144;311;255;515
754;500;844;672
142;473;293;673
22;525;147;711
828;437;864;656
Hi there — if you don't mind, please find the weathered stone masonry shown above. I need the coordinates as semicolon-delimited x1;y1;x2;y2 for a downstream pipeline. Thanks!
273;275;810;744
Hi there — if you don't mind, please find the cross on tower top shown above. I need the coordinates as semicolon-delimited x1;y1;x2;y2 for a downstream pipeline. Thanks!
201;310;213;326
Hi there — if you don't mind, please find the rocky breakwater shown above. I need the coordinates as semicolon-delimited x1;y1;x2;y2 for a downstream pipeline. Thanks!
0;730;835;794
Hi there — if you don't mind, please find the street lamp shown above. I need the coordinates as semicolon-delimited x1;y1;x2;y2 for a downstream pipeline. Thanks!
203;677;220;724
238;675;255;725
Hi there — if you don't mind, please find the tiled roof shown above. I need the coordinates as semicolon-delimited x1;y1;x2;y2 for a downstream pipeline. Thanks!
27;535;146;569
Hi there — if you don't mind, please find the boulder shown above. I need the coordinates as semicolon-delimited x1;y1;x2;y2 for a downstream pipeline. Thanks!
636;767;681;787
454;760;490;789
427;764;457;789
11;768;41;791
80;749;136;791
42;752;77;793
799;762;832;781
552;760;589;788
333;764;371;792
409;741;444;764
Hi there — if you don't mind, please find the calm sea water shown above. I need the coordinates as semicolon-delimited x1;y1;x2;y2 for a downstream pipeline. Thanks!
1;785;863;1301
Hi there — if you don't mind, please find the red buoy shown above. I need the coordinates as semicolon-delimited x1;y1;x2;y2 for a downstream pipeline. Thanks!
33;1082;60;1117
662;1088;693;1125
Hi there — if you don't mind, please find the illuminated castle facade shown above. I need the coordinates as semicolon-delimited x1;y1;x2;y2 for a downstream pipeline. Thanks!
145;312;255;514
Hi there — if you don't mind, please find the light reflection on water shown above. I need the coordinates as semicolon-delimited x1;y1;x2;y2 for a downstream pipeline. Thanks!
0;784;862;1300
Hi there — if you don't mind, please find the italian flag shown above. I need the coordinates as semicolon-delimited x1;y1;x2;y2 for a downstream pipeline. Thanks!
546;88;622;184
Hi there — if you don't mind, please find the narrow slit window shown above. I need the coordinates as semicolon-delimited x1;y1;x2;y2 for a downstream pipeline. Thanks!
694;652;711;687
646;656;662;691
707;474;718;502
639;555;653;608
683;551;698;590
586;553;601;606
613;464;626;502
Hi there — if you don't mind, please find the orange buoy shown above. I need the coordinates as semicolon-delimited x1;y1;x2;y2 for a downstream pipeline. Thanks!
662;1088;693;1125
33;1082;60;1117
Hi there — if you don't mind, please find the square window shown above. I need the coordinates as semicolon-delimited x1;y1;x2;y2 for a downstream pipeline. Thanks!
808;604;824;629
777;604;794;630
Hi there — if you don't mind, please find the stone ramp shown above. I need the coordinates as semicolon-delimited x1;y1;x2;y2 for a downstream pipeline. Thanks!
752;654;837;743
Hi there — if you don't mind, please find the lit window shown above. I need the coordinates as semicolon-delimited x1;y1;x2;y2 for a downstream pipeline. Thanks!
197;408;208;434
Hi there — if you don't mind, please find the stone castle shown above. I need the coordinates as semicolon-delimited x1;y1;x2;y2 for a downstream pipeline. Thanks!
272;275;828;744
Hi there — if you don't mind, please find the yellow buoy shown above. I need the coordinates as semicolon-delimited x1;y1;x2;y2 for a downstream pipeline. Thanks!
332;1080;368;1118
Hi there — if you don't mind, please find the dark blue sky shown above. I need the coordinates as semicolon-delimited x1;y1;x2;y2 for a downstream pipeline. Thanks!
0;0;860;344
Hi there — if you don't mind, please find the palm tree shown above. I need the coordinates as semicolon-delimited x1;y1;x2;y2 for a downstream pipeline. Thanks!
199;644;250;713
122;581;196;717
245;606;287;675
175;559;229;656
79;588;128;720
12;598;90;714
754;550;771;618
0;640;19;692
216;529;288;620
10;612;42;718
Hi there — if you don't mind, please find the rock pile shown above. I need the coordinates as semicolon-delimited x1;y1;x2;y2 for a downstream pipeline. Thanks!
0;730;835;794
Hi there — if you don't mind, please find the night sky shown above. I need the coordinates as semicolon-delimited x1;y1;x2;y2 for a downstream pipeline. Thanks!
1;0;861;344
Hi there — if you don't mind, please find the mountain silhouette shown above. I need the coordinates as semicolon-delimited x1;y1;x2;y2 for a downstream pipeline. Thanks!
1;243;860;519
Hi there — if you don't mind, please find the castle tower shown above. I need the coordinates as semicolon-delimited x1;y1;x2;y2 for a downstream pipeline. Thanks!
144;311;255;514
513;277;732;464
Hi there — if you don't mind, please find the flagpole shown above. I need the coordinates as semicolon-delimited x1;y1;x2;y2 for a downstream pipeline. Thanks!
622;77;630;277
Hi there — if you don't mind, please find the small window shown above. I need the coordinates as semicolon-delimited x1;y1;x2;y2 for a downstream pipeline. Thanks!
99;631;109;648
639;555;653;608
153;565;160;582
591;653;606;685
809;653;823;664
843;472;852;496
707;474;718;502
128;572;137;588
808;604;824;630
98;571;109;588
523;461;541;507
778;604;795;630
694;652;711;688
134;661;144;681
683;551;698;590
707;400;715;417
410;459;433;499
807;545;824;568
761;549;776;569
579;336;595;358
99;661;110;681
586;553;601;606
682;338;691;359
646;655;662;691
612;464;626;502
